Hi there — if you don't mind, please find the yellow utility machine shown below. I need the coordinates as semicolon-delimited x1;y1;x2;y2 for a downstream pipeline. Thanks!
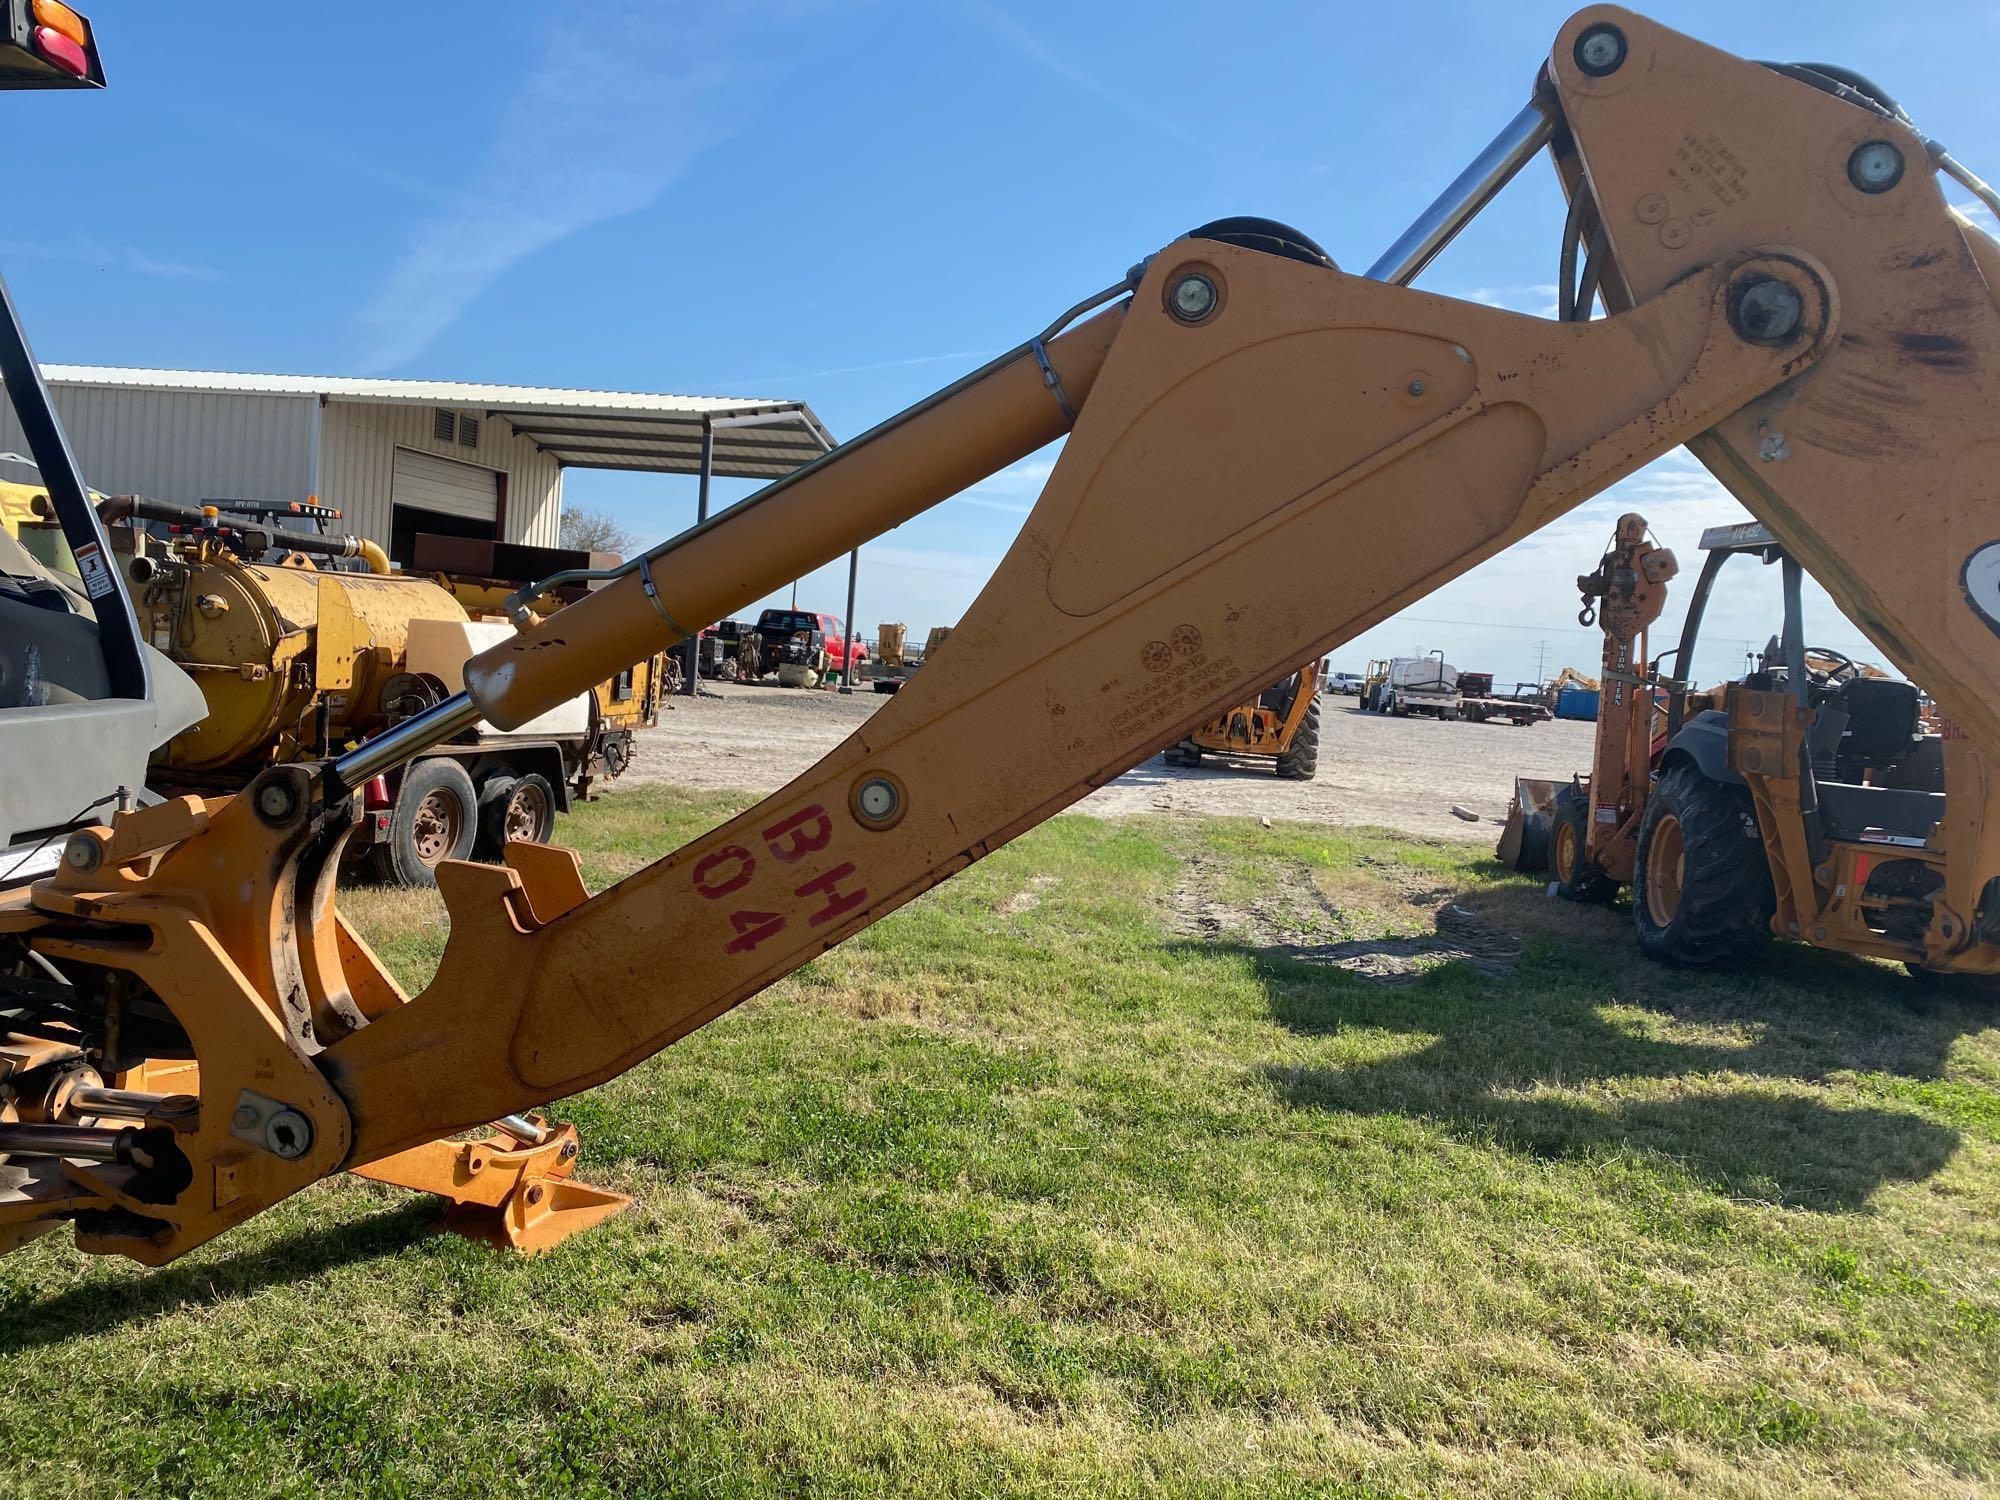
1505;514;1967;971
97;496;630;887
3;8;1999;1265
1163;658;1324;779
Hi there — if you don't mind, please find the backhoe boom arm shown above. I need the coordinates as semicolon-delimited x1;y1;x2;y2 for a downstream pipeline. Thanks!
16;7;2000;1264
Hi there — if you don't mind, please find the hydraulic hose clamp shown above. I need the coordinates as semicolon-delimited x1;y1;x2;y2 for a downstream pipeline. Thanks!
637;552;688;636
1028;336;1077;424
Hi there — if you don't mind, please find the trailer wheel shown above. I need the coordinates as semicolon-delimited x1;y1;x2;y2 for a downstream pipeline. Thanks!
1633;762;1775;968
1274;695;1320;780
1550;785;1617;904
476;771;557;858
373;758;477;888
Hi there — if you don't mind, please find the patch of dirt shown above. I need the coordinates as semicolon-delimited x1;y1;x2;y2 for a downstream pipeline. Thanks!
999;874;1061;916
1169;849;1520;986
1169;847;1345;947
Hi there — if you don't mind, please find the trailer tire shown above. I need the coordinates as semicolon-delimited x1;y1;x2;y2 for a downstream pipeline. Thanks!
373;757;478;888
1633;761;1775;968
1550;785;1618;904
476;771;557;858
1274;696;1320;780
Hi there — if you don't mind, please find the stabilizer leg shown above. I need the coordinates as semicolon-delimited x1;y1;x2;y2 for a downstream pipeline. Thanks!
351;1116;629;1254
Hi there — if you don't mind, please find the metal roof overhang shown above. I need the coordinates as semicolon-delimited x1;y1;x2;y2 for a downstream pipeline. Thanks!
36;366;836;482
485;404;832;479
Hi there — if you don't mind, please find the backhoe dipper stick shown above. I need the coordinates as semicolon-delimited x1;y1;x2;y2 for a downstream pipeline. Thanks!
327;241;1834;1164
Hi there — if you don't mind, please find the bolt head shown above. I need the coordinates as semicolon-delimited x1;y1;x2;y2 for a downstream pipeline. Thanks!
1573;23;1626;77
1168;272;1218;323
1406;378;1426;397
263;1107;313;1160
62;835;102;874
232;1104;260;1131
856;777;900;824
1847;140;1904;194
255;780;297;823
1731;277;1806;345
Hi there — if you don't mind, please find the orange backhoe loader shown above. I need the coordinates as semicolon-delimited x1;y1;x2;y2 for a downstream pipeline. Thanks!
4;7;1999;1268
1499;512;1679;895
1162;657;1324;779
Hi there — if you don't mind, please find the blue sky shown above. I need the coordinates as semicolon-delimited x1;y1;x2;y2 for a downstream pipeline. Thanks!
24;1;2000;686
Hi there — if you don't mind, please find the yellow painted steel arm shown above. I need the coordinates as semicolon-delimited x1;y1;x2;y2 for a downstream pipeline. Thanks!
17;6;2000;1266
324;8;2000;1162
326;239;1835;1160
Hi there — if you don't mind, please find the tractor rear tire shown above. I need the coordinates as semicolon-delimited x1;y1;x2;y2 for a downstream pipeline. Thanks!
1632;761;1775;968
1274;696;1320;780
1550;785;1617;904
370;757;478;888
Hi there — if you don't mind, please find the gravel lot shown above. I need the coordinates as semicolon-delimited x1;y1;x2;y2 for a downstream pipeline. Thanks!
621;682;1596;842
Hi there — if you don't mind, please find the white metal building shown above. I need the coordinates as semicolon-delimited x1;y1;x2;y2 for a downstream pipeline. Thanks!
0;366;832;565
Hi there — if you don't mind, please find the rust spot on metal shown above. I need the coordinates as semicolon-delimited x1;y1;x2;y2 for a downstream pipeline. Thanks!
1893;331;1973;372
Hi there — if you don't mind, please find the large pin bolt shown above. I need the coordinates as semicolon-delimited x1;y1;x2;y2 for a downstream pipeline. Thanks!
254;778;300;827
1167;272;1219;324
1573;23;1626;77
1847;140;1905;194
1730;276;1806;345
856;777;901;826
263;1107;313;1160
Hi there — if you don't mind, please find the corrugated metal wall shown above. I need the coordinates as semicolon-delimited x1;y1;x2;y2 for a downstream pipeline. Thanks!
318;400;563;548
0;383;564;552
0;385;315;506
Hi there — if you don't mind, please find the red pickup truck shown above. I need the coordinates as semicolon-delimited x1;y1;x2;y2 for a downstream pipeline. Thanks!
754;608;869;675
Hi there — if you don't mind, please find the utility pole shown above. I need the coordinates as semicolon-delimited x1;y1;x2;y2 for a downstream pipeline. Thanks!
1532;638;1550;688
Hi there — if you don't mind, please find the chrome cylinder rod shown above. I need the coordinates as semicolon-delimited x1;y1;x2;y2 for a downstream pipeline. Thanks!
0;1121;141;1163
1364;101;1555;286
328;694;484;795
68;1085;199;1122
492;1113;552;1147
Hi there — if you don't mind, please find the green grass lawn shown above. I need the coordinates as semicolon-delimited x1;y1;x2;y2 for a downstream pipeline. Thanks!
3;786;1997;1497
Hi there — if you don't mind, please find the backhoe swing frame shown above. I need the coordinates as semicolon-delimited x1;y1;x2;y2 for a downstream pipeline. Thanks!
8;7;2000;1267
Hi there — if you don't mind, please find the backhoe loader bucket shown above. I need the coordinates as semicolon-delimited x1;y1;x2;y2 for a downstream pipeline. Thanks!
1497;777;1560;872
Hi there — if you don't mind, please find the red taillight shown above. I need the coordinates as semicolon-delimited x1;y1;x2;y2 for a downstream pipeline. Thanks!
31;24;87;77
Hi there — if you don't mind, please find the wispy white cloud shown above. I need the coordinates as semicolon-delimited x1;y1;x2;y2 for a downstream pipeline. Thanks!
1952;198;1999;239
863;542;1002;580
353;3;805;372
962;1;1206;150
1454;283;1562;318
0;237;218;281
948;454;1059;516
172;101;453;207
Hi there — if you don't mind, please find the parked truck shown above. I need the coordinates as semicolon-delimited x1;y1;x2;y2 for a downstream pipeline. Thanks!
1361;655;1460;717
737;607;869;687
